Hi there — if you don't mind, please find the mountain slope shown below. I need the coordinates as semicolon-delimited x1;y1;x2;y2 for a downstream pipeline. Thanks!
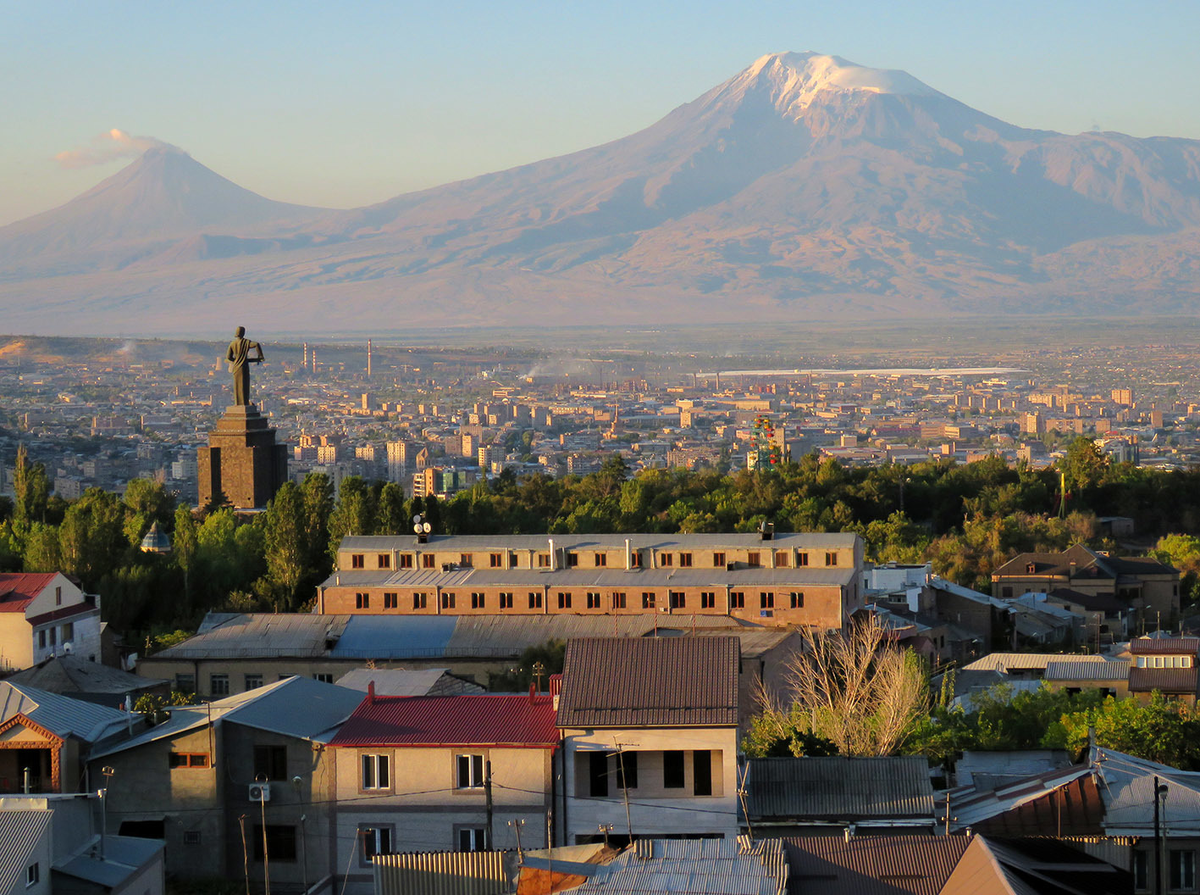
3;52;1200;334
0;147;326;276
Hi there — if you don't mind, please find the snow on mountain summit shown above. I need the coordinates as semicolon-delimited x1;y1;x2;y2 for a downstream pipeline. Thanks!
738;51;942;117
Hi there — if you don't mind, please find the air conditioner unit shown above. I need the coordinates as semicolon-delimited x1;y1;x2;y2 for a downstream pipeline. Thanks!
248;783;271;802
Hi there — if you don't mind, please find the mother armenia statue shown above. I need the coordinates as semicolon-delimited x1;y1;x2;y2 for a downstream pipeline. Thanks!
226;326;265;406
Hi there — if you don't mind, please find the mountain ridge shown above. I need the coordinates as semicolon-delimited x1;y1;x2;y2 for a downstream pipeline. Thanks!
3;51;1200;335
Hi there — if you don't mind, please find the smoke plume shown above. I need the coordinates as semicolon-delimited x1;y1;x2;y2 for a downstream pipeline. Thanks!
54;129;173;169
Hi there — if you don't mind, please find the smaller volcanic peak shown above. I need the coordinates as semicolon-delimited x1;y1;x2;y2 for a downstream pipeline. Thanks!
0;146;324;268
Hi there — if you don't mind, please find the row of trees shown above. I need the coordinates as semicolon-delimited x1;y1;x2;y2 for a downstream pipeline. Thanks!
5;435;1200;632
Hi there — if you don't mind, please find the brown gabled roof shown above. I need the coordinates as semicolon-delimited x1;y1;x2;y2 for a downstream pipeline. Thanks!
970;773;1105;838
1128;666;1199;694
783;835;969;895
993;544;1177;583
1129;636;1199;655
556;636;739;728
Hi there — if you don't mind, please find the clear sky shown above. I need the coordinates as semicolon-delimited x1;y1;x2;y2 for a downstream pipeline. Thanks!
3;0;1199;227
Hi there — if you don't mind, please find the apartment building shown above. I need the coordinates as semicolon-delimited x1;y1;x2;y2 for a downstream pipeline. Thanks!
318;532;864;630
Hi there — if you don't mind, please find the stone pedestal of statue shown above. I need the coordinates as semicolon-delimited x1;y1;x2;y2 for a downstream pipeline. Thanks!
197;404;287;509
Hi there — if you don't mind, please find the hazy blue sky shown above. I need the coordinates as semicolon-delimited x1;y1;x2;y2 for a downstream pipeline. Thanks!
3;0;1198;226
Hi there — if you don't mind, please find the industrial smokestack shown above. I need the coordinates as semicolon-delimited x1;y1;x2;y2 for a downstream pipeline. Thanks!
367;339;373;379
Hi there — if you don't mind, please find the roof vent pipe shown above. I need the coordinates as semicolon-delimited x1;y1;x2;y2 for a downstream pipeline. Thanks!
548;538;556;571
625;539;632;571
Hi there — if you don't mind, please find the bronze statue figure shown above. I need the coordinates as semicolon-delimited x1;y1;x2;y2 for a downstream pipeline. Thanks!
226;326;264;406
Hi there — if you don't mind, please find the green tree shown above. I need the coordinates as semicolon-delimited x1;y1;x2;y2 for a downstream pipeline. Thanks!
58;488;127;588
12;444;50;534
263;482;310;610
376;482;408;535
326;476;377;559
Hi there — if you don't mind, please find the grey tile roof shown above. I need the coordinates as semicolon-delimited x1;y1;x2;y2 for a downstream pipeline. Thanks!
0;810;51;895
574;837;786;895
55;835;163;888
323;567;857;588
340;532;858;552
556;637;739;728
744;757;935;822
155;613;349;659
0;682;132;743
8;656;165;699
91;676;364;758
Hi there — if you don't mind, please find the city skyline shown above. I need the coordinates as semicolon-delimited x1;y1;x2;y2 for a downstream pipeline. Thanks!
4;0;1200;227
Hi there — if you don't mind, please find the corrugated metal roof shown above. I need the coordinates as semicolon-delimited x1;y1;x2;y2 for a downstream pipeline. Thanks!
325;567;857;588
1128;665;1199;693
92;676;363;758
330;694;558;747
0;572;54;613
374;850;510;895
336;668;471;696
156;613;349;659
0;682;132;743
55;834;163;887
9;656;166;697
0;810;51;895
574;837;786;895
340;532;858;552
556;637;739;728
962;653;1110;674
782;834;968;895
1129;636;1199;655
332;616;458;658
445;614;743;655
1043;658;1131;681
744;757;935;822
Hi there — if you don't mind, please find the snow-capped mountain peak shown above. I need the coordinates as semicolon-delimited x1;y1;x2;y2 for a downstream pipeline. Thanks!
739;51;942;117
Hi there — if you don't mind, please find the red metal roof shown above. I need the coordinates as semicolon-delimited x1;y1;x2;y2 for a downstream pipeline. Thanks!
0;573;55;613
330;693;559;748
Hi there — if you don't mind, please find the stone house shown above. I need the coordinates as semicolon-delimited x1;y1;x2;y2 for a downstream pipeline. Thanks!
327;689;559;895
88;676;362;888
555;636;742;845
0;573;103;672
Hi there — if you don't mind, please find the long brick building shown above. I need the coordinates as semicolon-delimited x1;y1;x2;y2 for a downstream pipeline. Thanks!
317;532;864;629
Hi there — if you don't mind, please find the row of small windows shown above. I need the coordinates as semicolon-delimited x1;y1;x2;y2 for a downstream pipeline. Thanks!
348;549;842;570
351;589;805;610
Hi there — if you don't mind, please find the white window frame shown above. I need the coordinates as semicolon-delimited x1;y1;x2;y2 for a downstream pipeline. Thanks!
361;753;391;791
25;863;38;888
360;825;394;864
456;826;486;852
456;754;485;789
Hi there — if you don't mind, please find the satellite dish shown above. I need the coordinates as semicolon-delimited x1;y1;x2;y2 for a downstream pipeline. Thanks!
412;514;422;524
413;524;422;534
423;523;432;533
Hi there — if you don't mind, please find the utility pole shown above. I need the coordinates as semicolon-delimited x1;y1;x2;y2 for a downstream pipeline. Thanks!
508;819;525;862
100;766;114;861
485;760;494;850
1154;776;1169;895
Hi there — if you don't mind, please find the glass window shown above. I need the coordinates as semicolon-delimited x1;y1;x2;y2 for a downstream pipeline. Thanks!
25;864;38;887
244;674;263;690
457;827;486;852
361;826;393;864
1171;850;1196;891
361;754;390;790
253;745;287;781
663;750;685;789
456;754;485;789
351;554;364;569
210;673;230;696
252;825;297;862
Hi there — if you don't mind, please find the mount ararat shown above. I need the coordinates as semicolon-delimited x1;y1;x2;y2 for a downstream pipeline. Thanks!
4;51;1200;336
